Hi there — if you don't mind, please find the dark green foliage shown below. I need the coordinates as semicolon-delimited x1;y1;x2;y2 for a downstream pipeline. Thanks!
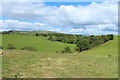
107;34;114;40
48;36;57;41
35;33;48;37
35;33;39;36
48;36;53;40
7;43;16;50
42;34;47;37
100;35;109;43
21;46;37;51
0;46;3;49
76;39;90;52
61;47;72;53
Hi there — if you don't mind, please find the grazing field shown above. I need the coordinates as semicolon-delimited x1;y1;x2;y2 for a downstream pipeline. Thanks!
2;34;118;78
2;34;76;52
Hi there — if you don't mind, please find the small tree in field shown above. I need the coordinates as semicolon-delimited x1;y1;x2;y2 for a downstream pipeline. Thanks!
61;47;72;53
107;34;114;40
35;33;39;36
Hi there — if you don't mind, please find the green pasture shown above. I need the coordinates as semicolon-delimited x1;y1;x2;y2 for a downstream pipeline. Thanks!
2;34;76;52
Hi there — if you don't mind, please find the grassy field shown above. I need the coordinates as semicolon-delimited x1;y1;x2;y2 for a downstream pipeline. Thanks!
2;34;76;52
2;34;118;78
83;36;118;55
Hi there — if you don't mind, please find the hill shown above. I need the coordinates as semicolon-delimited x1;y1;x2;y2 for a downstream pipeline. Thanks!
83;36;118;55
2;34;76;52
2;34;118;78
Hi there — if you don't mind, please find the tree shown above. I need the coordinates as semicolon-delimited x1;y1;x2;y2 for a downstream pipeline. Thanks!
76;39;90;52
61;47;72;53
48;36;53;40
35;33;39;36
107;34;114;40
42;34;47;37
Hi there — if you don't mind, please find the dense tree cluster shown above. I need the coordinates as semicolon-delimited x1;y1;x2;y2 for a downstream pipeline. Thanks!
76;34;114;52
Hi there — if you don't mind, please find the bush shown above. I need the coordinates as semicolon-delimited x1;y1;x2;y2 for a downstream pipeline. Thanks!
42;34;47;37
21;46;37;51
0;46;3;49
55;51;60;53
35;33;39;36
48;36;56;41
7;43;16;50
107;34;114;40
61;47;72;53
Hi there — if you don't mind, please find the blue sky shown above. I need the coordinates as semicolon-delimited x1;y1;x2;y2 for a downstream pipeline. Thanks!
0;1;118;35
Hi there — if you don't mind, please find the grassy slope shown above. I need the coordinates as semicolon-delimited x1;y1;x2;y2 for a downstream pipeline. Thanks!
2;35;118;78
81;36;118;56
0;34;2;46
2;34;76;52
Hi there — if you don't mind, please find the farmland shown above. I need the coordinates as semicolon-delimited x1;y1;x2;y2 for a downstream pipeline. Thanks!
2;33;118;78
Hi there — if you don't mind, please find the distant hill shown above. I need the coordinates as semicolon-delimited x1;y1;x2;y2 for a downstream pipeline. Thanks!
1;30;57;35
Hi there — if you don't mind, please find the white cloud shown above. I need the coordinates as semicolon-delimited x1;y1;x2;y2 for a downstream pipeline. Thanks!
0;20;61;32
1;2;118;35
70;28;118;35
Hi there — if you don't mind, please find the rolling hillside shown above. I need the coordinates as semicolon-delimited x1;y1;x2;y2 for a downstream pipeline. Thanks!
84;36;118;55
2;34;76;52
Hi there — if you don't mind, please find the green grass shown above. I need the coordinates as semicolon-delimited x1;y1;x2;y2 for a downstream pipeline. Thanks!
83;36;118;56
3;50;118;78
2;34;76;52
0;34;2;46
2;34;118;78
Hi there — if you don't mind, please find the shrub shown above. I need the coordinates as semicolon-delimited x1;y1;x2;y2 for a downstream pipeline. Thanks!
0;46;3;49
42;34;47;37
107;34;114;40
107;55;111;57
21;46;37;51
7;43;16;50
35;33;39;36
61;47;72;53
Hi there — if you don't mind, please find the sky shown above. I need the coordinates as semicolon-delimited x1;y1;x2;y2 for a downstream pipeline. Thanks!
0;0;119;35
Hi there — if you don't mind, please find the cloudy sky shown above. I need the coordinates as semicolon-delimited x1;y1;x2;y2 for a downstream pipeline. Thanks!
0;0;118;35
